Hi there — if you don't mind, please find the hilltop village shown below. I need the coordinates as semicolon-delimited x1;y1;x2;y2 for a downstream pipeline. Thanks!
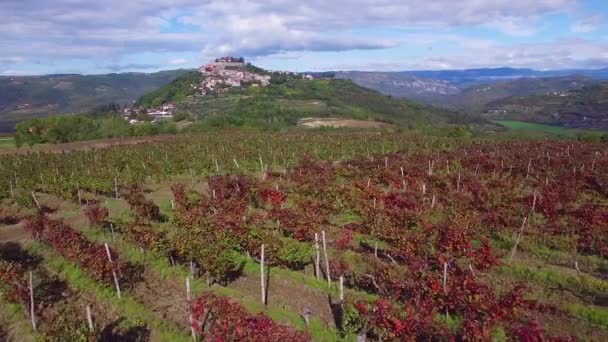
122;57;313;124
196;57;272;95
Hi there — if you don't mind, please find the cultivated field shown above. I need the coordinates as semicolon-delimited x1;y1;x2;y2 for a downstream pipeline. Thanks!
0;131;607;341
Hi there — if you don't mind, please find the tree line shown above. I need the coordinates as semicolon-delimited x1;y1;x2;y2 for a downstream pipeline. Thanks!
14;115;177;147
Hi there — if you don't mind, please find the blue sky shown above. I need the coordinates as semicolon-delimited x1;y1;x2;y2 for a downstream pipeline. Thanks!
1;0;607;75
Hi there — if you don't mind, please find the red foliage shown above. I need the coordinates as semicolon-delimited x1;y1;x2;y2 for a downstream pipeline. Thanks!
258;188;286;206
190;293;310;341
352;298;448;340
0;260;28;303
123;184;161;222
83;203;109;227
208;175;251;200
472;238;500;270
23;215;140;288
334;229;354;250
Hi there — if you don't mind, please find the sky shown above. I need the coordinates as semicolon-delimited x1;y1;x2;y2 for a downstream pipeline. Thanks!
1;0;607;75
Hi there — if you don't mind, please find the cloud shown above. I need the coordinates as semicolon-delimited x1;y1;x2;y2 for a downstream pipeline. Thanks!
0;57;26;65
188;0;575;56
324;38;608;71
571;14;603;33
167;58;189;65
0;0;598;73
103;63;160;72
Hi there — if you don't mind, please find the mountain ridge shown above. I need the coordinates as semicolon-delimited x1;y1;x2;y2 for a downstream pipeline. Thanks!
0;69;191;132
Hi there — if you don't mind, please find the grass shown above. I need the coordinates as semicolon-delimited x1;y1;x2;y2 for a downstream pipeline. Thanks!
0;137;15;149
494;120;583;136
567;304;608;328
58;209;348;341
498;262;608;299
28;242;191;342
0;293;35;342
492;233;608;274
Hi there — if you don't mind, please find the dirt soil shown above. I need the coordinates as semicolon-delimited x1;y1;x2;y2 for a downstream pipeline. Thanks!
298;118;394;129
132;268;190;331
0;223;29;243
0;135;178;155
228;270;337;328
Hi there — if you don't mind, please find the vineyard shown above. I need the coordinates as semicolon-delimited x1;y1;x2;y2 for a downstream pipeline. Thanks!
0;131;607;341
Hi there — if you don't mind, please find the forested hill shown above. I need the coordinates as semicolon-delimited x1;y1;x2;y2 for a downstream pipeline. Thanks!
482;82;608;130
138;70;483;130
0;69;191;132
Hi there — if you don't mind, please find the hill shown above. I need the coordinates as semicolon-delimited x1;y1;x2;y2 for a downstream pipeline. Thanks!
435;76;596;111
335;68;608;111
482;82;608;130
138;66;482;131
0;69;191;132
334;71;460;100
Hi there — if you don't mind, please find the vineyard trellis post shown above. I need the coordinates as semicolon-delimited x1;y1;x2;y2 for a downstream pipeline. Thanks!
104;243;122;298
29;271;37;333
109;223;116;243
86;304;94;332
509;217;528;264
186;276;196;340
339;276;344;303
442;262;448;294
260;244;266;306
322;230;331;287
314;233;321;280
31;192;40;209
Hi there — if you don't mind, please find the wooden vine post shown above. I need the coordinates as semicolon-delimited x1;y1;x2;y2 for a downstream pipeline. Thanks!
314;233;321;280
260;244;266;306
322;231;331;287
509;217;528;264
339;276;344;303
442;262;448;294
186;277;196;340
29;271;37;332
86;305;94;332
114;177;119;199
104;243;121;298
443;262;449;321
109;223;116;243
31;192;40;209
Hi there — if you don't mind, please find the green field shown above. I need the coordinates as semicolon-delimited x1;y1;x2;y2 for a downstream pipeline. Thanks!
0;137;15;149
495;120;584;136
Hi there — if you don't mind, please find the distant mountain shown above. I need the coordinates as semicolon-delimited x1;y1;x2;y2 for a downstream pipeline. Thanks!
482;82;608;130
334;71;460;100
0;70;191;132
139;65;481;130
433;76;596;111
403;67;608;87
334;68;607;117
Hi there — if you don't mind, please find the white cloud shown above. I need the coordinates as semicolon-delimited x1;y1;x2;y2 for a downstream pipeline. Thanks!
0;0;599;73
571;14;603;33
167;58;188;65
324;38;608;71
